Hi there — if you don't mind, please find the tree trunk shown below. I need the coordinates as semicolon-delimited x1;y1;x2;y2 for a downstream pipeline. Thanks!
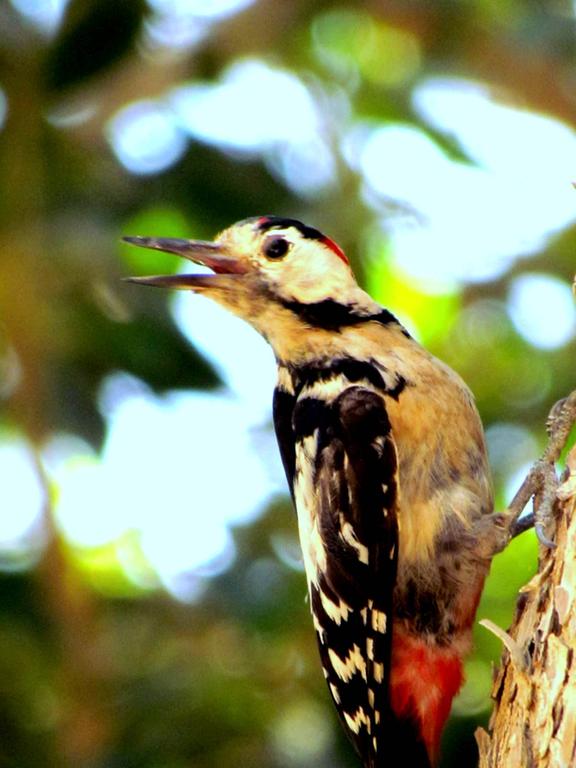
476;442;576;767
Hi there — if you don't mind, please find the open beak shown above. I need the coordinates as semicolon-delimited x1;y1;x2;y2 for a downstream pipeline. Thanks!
123;236;249;289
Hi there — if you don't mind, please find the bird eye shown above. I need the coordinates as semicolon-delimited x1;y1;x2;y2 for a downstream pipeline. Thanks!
263;236;291;260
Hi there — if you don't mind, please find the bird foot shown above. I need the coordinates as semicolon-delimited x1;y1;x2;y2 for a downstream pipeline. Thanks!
501;390;576;550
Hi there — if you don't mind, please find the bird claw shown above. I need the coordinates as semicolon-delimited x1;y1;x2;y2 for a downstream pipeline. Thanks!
508;511;534;540
534;522;557;550
502;389;576;551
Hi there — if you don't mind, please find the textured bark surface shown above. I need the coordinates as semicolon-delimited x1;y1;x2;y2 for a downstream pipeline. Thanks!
476;444;576;768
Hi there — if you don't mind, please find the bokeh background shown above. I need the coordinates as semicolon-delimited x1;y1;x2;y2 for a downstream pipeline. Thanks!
0;1;575;766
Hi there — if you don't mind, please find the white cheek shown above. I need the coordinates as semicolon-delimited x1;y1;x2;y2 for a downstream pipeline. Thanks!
266;251;354;304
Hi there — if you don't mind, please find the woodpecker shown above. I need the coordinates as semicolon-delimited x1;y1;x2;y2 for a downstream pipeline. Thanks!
125;216;500;768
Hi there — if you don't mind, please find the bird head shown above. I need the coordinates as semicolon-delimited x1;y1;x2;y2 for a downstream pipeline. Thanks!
124;215;384;358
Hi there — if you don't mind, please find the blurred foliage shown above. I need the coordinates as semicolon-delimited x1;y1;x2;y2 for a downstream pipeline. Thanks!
0;1;575;767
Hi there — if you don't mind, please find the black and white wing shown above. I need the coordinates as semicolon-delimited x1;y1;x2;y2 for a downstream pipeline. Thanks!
274;381;399;765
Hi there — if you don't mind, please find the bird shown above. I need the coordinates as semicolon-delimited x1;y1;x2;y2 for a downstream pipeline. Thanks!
124;215;502;768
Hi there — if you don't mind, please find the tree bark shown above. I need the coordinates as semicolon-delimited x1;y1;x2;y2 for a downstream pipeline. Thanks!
476;435;576;766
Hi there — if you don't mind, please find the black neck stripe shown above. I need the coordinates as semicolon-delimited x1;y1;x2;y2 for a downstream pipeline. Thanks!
279;298;401;331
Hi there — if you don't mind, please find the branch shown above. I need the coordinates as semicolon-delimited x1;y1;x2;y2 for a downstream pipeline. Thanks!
476;390;576;767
